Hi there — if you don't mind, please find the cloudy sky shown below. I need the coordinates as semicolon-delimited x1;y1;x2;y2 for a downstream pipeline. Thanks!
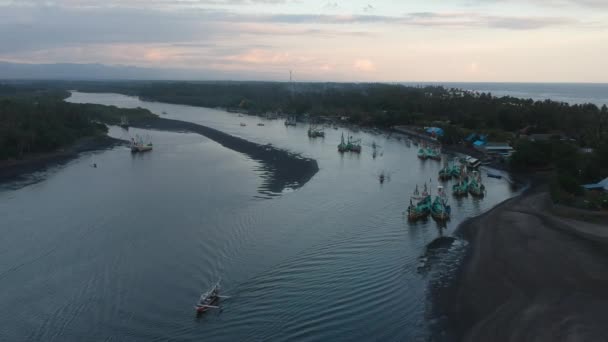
0;0;606;82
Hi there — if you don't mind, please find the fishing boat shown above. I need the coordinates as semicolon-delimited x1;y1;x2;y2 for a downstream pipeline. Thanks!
431;186;451;221
407;184;432;221
195;280;229;314
426;147;441;161
468;171;486;197
337;133;361;153
439;161;451;180
284;116;297;126
417;148;427;159
308;125;325;138
119;116;129;129
348;136;362;153
130;135;153;153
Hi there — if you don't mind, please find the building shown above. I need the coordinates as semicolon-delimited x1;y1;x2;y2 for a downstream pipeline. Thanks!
475;142;514;158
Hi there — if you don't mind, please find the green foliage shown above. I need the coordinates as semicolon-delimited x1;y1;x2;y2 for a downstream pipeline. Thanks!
0;91;156;160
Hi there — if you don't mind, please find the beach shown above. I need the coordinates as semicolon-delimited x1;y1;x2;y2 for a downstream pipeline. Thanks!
442;183;608;341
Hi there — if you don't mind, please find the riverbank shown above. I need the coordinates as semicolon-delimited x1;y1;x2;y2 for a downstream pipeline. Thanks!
439;183;608;341
0;135;125;183
133;117;319;194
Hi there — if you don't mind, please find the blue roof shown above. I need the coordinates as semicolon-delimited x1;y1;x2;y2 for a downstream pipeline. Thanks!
465;133;477;142
473;140;486;146
425;127;444;136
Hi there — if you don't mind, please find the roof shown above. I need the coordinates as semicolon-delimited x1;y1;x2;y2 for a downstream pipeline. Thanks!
425;127;444;136
473;140;486;146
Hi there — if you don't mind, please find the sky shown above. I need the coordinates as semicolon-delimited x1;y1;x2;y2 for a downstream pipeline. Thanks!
0;0;607;82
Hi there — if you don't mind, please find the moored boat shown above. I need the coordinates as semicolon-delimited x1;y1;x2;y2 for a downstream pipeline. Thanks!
308;124;325;138
338;133;361;153
407;184;432;221
468;171;486;197
130;135;153;153
284;116;297;126
431;186;451;221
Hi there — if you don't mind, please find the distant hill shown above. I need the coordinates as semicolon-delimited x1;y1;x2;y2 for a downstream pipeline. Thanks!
0;62;227;81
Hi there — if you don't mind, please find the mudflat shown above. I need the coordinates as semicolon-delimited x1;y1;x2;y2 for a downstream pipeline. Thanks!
449;186;608;341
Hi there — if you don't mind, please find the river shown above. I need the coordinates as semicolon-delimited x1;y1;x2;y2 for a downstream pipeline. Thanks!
0;92;517;341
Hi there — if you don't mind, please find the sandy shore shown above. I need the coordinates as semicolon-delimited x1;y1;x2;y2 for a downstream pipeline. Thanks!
133;117;319;195
439;184;608;341
0;135;125;183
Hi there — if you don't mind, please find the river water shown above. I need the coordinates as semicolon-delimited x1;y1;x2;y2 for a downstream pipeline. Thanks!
0;92;516;341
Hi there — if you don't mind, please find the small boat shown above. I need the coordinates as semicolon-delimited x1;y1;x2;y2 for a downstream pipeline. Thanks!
130;135;153;153
487;172;502;179
257;123;265;126
308;124;325;138
284;116;297;126
431;186;451;221
407;184;432;221
468;172;486;197
195;280;229;314
240;123;246;127
162;111;167;115
337;133;361;153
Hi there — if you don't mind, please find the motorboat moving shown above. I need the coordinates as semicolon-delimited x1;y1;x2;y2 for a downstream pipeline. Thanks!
195;280;229;314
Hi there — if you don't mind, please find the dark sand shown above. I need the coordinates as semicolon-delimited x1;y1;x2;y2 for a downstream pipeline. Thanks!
133;118;319;195
0;135;124;183
440;185;608;341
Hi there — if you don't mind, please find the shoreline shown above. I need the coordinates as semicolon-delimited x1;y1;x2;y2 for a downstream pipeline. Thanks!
0;135;125;184
435;181;608;341
132;117;319;195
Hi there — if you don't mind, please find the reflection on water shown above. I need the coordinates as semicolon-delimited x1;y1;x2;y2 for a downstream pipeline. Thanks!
0;92;517;342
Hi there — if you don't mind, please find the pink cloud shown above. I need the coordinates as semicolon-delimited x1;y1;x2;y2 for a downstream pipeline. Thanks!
353;59;376;72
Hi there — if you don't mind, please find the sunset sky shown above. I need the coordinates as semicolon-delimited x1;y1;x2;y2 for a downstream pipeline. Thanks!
0;0;606;82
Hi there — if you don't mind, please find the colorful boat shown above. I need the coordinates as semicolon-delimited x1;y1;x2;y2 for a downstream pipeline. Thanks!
130;135;153;153
468;172;486;197
338;133;361;153
417;148;427;159
407;184;432;221
431;186;451;221
308;125;325;138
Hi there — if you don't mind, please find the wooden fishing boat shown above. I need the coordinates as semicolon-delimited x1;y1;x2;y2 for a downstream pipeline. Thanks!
431;186;451;221
130;135;153;153
195;280;229;314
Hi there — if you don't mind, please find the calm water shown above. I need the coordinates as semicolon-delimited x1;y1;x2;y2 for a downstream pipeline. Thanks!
404;82;608;107
0;92;517;341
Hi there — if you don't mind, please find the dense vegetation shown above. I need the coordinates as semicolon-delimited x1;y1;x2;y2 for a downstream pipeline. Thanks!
71;80;607;206
2;80;607;207
0;84;156;160
64;81;608;146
